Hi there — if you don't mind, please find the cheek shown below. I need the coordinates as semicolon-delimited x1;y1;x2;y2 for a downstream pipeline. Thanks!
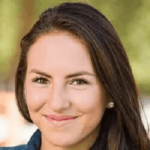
25;85;49;111
71;87;106;113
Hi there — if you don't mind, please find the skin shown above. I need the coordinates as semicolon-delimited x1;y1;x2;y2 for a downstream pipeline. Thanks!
24;30;108;150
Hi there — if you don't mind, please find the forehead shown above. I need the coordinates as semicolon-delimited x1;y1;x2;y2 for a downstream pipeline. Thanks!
27;31;94;75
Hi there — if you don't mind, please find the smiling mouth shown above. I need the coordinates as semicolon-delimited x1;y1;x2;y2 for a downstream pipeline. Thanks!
45;115;78;126
45;115;78;121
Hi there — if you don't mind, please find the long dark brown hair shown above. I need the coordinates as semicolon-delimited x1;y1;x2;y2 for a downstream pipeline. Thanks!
15;2;150;150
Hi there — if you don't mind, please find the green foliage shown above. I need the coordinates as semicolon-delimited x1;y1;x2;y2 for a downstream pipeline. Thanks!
0;0;21;78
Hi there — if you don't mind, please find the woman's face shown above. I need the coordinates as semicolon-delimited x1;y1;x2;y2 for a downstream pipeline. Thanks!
25;31;107;149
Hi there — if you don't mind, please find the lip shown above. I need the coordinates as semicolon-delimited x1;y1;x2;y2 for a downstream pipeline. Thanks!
45;115;77;121
45;115;78;127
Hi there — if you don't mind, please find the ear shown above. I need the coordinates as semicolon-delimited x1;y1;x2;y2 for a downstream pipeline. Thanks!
105;93;114;109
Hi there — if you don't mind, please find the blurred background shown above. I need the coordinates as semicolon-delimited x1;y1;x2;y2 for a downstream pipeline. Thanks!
0;0;150;146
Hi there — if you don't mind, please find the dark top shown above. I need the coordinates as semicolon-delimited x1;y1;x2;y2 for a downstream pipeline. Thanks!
0;129;41;150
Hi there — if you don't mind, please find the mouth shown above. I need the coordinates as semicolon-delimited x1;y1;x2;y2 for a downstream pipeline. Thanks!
45;115;78;127
45;115;77;121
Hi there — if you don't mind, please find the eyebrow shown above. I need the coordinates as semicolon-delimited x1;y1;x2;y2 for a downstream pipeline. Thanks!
30;69;95;78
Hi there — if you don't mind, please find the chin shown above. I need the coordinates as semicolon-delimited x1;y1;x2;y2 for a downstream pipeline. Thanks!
45;133;82;148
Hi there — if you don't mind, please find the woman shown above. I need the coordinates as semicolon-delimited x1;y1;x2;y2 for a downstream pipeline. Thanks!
0;2;150;150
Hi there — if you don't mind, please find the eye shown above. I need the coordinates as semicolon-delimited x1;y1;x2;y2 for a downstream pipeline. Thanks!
32;77;49;84
71;78;89;85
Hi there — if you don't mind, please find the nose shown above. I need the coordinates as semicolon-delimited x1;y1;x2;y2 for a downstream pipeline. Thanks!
47;84;71;112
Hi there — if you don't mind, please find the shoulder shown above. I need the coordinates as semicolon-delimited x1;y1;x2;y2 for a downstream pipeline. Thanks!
0;145;27;150
0;129;41;150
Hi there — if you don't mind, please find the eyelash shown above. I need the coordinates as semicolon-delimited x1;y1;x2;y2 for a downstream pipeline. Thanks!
32;77;89;85
70;77;89;85
32;77;49;84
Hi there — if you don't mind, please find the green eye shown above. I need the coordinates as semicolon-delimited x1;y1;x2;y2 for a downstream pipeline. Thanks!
32;77;49;84
71;78;89;85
